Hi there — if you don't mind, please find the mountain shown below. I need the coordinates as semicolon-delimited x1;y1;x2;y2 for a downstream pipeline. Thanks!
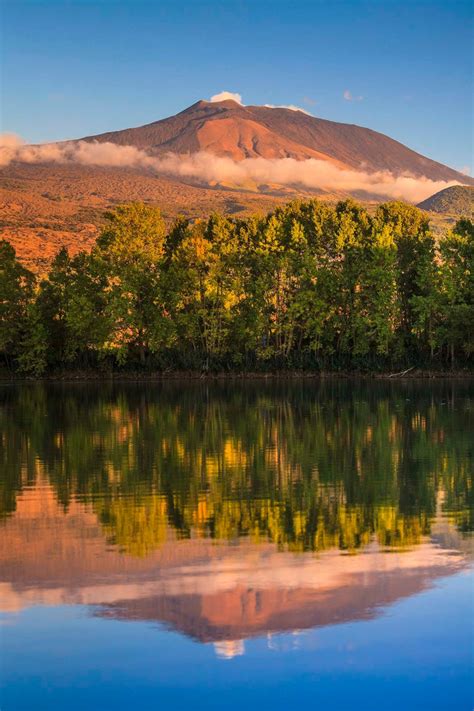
82;99;471;182
1;99;472;268
417;185;474;216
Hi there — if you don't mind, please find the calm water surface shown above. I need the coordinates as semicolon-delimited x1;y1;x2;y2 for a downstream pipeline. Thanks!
0;380;473;710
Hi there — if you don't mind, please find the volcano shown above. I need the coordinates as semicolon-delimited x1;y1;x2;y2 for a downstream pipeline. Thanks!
1;98;471;268
81;98;470;182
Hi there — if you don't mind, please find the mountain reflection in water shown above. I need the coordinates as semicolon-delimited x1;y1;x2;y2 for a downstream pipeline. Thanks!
0;380;472;659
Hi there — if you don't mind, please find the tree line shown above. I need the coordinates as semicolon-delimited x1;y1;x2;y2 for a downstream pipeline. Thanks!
1;199;473;375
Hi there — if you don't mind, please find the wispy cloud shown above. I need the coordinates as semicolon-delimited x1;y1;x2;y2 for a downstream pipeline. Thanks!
303;96;317;107
209;91;243;104
0;133;460;202
263;104;312;115
343;89;364;102
459;165;471;176
208;91;312;114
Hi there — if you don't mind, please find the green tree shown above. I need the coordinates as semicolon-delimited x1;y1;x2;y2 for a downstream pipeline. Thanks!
437;219;474;366
96;203;171;365
17;302;48;376
34;247;71;367
374;202;435;360
0;240;35;368
166;216;243;366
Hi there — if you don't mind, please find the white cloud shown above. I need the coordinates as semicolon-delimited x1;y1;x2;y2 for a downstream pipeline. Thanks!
263;104;313;116
459;165;471;176
0;134;461;202
208;92;312;114
343;89;364;102
209;91;243;105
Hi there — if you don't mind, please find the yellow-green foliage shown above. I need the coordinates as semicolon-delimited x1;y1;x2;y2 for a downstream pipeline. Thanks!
1;200;473;373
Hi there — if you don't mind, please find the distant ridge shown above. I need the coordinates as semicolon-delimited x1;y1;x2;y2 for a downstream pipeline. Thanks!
417;185;474;216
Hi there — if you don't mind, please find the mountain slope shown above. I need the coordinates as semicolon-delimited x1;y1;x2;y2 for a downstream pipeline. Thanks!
82;99;472;183
417;185;474;216
0;162;294;270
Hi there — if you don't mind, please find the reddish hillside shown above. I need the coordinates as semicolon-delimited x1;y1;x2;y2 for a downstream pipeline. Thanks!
0;163;301;271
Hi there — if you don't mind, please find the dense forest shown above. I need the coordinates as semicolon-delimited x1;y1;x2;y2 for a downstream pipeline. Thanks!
1;199;473;375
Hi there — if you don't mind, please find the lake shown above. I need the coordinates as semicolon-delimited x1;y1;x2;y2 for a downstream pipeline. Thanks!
0;379;472;710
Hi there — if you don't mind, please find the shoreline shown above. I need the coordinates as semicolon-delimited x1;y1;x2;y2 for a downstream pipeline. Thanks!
1;368;473;383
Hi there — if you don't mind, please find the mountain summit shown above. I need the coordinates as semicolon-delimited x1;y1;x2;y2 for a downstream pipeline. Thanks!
81;98;471;183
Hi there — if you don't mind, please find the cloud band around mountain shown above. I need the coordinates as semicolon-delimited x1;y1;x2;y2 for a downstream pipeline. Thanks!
0;135;460;202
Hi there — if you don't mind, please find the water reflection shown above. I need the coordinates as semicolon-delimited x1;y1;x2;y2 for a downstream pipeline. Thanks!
0;380;472;656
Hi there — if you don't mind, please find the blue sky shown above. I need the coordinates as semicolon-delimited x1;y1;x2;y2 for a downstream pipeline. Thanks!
1;0;472;172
